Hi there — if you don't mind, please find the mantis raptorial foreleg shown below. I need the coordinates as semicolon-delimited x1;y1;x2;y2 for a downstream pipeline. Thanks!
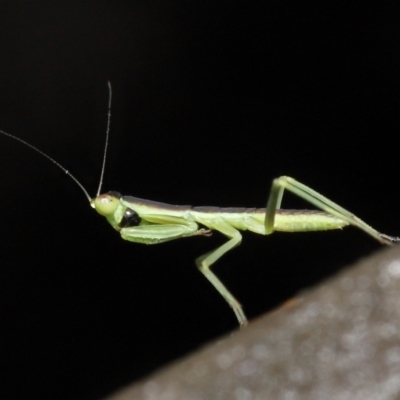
120;220;200;244
265;176;396;244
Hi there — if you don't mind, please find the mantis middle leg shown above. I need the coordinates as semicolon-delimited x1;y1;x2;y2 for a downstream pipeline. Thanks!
195;218;246;326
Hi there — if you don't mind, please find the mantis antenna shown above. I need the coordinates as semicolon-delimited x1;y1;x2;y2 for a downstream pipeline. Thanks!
0;128;91;202
0;82;114;203
96;81;112;197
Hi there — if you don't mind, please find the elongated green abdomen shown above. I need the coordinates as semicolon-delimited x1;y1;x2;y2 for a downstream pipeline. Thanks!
190;208;349;235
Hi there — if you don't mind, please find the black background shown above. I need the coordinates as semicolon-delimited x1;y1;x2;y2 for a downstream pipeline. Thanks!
1;2;399;399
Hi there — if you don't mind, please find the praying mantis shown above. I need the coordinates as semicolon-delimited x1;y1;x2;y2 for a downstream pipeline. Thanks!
1;83;399;327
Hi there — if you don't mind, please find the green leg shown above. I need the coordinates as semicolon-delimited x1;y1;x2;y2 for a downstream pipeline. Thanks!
195;218;247;327
265;176;400;244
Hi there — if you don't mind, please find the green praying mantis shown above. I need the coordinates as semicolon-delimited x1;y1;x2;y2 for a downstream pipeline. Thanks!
1;83;399;327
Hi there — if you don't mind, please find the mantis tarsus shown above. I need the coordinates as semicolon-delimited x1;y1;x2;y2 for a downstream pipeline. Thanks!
1;83;399;327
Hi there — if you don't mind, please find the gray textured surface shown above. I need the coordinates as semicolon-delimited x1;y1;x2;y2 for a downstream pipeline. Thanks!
105;246;400;400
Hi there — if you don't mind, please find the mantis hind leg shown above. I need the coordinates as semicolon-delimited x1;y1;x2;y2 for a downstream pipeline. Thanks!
265;176;400;245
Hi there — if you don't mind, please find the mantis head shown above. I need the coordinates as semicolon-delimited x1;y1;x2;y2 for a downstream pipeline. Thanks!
91;192;121;217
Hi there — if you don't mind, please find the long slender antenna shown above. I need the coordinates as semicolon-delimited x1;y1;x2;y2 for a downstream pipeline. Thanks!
0;128;92;202
96;81;112;196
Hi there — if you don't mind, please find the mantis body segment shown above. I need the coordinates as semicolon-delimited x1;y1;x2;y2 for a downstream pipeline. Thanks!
2;86;399;326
